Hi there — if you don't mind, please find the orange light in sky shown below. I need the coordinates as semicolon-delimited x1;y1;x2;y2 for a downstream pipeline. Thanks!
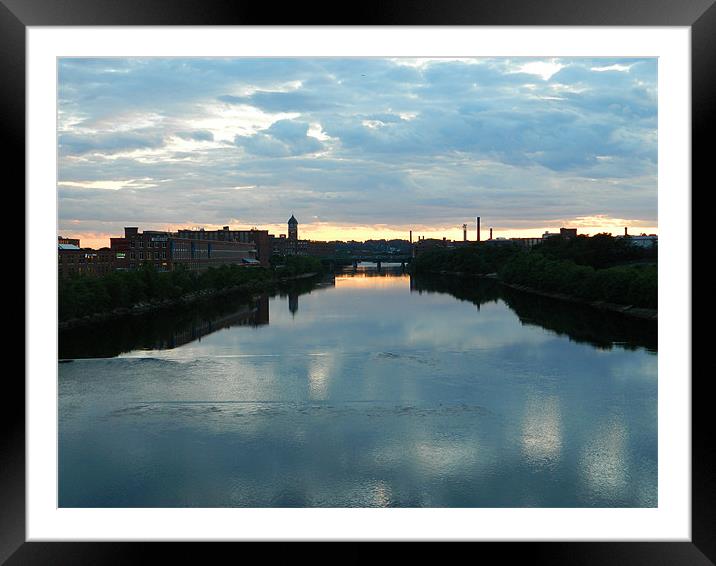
60;216;657;249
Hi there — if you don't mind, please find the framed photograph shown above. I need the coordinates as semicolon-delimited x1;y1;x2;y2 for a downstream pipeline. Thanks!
11;0;708;561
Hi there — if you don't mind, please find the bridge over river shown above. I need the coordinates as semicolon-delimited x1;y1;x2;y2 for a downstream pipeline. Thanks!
323;254;414;270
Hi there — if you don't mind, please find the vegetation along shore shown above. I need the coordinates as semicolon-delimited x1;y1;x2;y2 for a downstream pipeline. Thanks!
411;233;657;318
58;255;324;329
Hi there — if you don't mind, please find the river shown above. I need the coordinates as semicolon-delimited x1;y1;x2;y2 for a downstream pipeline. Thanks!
59;264;657;507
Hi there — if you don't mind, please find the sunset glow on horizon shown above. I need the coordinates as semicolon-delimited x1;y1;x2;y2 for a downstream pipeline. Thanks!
64;218;659;250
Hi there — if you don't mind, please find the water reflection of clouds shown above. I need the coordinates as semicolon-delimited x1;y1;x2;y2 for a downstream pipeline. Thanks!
128;275;563;362
609;355;658;382
404;303;553;351
412;439;481;477
521;394;563;471
60;271;657;507
370;480;393;507
307;354;335;400
579;417;630;502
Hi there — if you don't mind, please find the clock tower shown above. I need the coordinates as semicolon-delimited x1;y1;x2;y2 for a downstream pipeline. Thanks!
288;214;298;241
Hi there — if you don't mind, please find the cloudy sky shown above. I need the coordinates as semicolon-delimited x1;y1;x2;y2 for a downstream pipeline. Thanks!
58;57;657;247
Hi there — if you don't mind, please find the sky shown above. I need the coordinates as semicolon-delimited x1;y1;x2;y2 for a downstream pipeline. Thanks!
58;57;657;248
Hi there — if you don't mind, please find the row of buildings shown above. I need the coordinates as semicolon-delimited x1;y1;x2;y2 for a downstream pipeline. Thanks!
59;216;657;278
58;215;339;279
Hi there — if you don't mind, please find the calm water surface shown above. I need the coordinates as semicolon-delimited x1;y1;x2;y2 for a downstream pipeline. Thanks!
59;266;657;507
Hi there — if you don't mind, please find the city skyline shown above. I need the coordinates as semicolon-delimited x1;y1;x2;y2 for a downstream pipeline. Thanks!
58;57;658;248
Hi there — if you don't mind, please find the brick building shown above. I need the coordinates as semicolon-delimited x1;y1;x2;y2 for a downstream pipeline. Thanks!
176;226;271;267
58;236;80;247
58;243;115;278
271;215;326;258
112;227;257;271
271;233;309;257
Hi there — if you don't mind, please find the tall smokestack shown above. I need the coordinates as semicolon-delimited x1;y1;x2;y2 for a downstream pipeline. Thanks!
625;227;628;236
490;228;493;240
476;217;481;242
463;224;467;242
410;230;413;243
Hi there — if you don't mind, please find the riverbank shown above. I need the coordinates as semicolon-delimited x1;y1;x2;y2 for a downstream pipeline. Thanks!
500;281;657;321
279;271;318;282
416;270;656;321
411;235;657;314
59;271;321;331
59;284;258;331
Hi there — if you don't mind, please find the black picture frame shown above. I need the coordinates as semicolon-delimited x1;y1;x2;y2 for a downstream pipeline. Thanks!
8;0;708;561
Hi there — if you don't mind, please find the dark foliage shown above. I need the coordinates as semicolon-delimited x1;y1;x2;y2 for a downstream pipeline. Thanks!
534;233;657;269
410;234;657;309
499;253;657;309
272;255;324;277
412;243;520;275
58;260;323;322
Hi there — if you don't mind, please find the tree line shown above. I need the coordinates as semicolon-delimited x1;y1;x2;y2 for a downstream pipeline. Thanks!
59;256;324;322
499;253;657;308
411;234;657;309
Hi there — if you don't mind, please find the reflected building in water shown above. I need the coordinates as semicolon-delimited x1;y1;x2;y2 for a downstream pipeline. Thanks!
289;291;299;316
277;273;336;317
